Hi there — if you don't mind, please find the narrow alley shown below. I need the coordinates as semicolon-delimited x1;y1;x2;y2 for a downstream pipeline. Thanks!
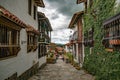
28;59;94;80
0;0;120;80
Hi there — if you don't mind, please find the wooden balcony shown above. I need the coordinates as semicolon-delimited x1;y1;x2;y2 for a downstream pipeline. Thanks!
103;12;120;47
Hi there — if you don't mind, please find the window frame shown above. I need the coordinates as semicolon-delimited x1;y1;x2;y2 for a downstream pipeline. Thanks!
0;18;21;59
28;0;32;15
33;5;37;20
84;27;94;47
103;18;120;51
27;32;38;53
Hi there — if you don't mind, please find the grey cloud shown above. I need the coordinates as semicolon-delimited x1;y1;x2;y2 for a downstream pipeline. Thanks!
42;0;83;44
50;13;59;20
53;27;67;31
46;0;83;18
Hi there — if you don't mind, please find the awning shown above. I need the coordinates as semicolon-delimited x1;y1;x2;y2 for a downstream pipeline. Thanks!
0;6;26;28
26;25;40;35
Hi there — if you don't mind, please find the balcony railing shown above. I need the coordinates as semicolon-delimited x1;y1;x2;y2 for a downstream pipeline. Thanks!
69;31;78;41
102;12;120;48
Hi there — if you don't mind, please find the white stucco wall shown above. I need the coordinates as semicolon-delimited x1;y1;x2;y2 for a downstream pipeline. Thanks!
38;56;46;67
76;43;79;62
0;29;40;80
0;0;46;80
0;0;38;29
72;24;78;32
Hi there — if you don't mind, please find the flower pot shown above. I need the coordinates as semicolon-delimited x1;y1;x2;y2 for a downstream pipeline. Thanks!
75;66;80;70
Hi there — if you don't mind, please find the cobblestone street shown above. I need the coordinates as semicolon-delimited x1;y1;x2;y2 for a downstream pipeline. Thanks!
28;59;95;80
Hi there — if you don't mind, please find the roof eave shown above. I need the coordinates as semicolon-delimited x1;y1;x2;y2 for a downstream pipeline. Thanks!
34;0;45;8
68;11;84;28
76;0;86;4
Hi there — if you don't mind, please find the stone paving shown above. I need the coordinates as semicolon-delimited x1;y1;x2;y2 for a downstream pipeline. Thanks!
28;59;95;80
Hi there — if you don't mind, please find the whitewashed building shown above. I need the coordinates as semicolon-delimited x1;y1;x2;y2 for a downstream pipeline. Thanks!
0;0;46;80
68;11;84;66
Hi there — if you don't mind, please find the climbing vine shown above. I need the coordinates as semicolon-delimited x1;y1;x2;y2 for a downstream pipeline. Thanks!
83;0;120;80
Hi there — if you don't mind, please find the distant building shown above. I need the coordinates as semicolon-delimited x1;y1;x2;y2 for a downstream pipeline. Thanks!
0;0;46;80
55;46;65;55
68;11;84;66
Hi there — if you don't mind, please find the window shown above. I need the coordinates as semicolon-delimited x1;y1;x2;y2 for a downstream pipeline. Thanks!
38;32;47;58
33;5;37;20
0;24;20;58
102;18;120;50
89;0;93;8
26;25;39;52
27;33;38;52
28;0;32;15
38;44;46;58
84;27;94;47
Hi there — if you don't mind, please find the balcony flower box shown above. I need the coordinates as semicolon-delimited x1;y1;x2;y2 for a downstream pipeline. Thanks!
46;52;56;64
109;40;120;45
46;57;56;64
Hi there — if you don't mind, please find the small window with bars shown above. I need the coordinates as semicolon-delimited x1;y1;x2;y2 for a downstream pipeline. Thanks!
84;27;94;47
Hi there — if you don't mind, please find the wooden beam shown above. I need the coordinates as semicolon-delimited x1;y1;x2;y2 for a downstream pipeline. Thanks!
76;0;86;4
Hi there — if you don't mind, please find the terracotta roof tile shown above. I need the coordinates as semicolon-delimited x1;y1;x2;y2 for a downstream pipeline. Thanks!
0;6;26;28
26;25;40;35
56;47;64;51
65;43;71;46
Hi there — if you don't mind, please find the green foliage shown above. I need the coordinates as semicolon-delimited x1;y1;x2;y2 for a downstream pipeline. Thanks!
65;52;73;62
83;0;120;79
47;51;54;58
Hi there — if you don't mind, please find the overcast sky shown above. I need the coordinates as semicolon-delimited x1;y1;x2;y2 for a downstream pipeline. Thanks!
38;0;83;44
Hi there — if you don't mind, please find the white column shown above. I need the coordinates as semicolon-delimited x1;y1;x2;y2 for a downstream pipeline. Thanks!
82;33;85;64
90;47;92;54
65;46;68;52
76;43;79;62
72;44;75;57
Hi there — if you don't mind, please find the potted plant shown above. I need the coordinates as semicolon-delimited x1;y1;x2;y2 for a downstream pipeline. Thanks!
46;51;56;64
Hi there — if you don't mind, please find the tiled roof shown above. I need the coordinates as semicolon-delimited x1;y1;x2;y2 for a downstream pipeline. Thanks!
65;43;71;46
103;12;120;25
56;47;64;51
0;6;26;28
26;25;40;35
